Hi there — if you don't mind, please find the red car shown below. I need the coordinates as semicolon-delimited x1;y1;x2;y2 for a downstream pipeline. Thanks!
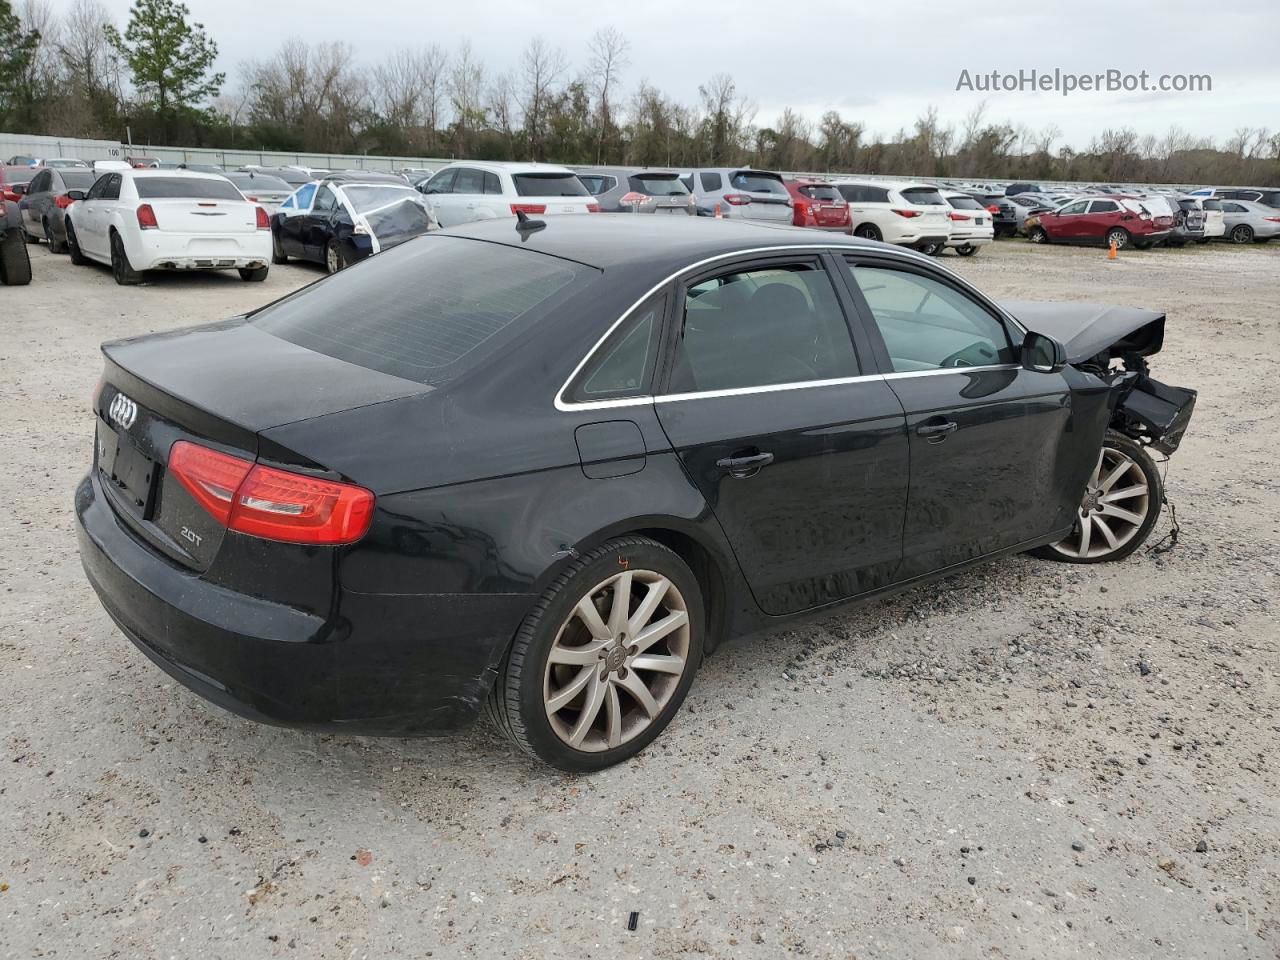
1026;195;1173;250
785;179;851;232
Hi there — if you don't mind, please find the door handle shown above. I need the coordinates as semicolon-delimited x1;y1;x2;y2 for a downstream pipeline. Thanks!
916;420;958;440
716;451;774;478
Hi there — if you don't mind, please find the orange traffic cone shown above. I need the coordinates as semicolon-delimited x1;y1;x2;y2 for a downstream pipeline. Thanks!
1107;239;1118;261
714;203;722;219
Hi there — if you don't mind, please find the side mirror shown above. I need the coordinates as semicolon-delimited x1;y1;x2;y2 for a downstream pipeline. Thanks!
12;183;27;196
1021;331;1067;374
66;189;87;201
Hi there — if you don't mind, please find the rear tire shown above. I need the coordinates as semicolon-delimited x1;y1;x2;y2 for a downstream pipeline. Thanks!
65;220;88;265
1230;224;1253;244
0;229;33;285
45;218;67;254
109;231;143;285
238;265;269;282
917;241;943;256
487;536;704;772
1105;227;1131;250
1031;432;1162;564
271;231;288;264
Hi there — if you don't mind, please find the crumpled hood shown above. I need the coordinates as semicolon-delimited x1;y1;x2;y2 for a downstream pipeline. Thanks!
999;300;1166;363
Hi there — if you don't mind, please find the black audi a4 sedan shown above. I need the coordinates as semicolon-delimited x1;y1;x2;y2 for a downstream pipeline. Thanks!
76;216;1195;770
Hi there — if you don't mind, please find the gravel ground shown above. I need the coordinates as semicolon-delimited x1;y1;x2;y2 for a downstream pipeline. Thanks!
1;239;1277;959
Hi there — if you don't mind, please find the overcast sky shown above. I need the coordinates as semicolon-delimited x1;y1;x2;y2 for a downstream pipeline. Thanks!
69;0;1278;148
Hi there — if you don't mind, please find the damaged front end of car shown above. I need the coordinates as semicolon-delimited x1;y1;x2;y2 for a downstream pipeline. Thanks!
1001;300;1197;455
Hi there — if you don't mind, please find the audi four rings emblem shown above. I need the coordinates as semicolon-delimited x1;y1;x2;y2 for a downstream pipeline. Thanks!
108;393;138;430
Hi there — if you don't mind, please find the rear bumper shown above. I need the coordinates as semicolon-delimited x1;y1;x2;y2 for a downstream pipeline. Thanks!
132;231;272;271
75;471;533;735
946;234;994;247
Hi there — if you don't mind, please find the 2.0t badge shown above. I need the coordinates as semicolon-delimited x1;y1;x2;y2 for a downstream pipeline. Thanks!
108;392;138;430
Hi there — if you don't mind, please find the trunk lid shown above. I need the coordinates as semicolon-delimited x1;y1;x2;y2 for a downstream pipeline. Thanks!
94;319;428;571
146;198;260;235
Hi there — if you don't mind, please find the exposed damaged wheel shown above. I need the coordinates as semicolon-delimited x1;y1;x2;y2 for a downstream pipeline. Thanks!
1028;227;1048;244
487;536;703;771
1034;432;1162;564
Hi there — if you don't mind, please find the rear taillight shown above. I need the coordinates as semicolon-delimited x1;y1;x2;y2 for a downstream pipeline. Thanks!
949;212;971;221
169;440;374;545
794;200;810;219
585;202;601;213
510;203;546;215
618;192;647;206
1266;217;1280;223
722;193;751;205
1;190;18;203
55;193;75;209
986;205;1000;214
136;204;158;229
255;205;269;230
892;209;921;218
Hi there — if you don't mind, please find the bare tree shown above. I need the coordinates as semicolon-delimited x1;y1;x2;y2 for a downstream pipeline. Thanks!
587;26;628;164
448;39;485;156
519;36;567;159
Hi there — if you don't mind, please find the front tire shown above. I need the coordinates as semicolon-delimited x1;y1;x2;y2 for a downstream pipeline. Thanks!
854;223;882;241
1032;432;1163;564
488;536;704;771
1028;227;1048;244
325;239;344;274
110;231;143;285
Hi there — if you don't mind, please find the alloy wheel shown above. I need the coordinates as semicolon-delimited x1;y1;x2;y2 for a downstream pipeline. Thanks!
543;569;690;753
1107;229;1129;249
326;242;341;273
1231;225;1252;244
1050;447;1151;560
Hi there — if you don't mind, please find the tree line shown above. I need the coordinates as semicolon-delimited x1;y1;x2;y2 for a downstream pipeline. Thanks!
2;0;1278;186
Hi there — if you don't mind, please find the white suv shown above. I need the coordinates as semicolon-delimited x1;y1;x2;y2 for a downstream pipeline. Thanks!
419;162;599;227
941;191;995;256
832;180;953;255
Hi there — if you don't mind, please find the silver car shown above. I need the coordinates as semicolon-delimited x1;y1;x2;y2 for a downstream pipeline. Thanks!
223;171;294;213
576;167;696;215
1218;199;1280;243
679;168;793;223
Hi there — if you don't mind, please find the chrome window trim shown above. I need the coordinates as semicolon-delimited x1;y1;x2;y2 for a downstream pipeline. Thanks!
554;241;942;411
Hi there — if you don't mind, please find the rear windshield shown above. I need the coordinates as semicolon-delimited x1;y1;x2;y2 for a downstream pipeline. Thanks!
628;173;689;196
252;237;587;385
60;170;97;190
728;171;787;195
134;177;244;200
798;185;842;202
227;173;292;192
900;187;946;205
945;195;984;210
341;184;424;214
513;172;589;197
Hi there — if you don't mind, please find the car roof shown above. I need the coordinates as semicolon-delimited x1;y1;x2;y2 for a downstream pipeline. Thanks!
322;171;408;184
576;166;682;177
126;168;227;181
438;214;916;271
439;161;577;175
830;178;938;190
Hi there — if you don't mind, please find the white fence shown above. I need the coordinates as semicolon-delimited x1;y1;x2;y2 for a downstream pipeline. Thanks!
0;131;448;173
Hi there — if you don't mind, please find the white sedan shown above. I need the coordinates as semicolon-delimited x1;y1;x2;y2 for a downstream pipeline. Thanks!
64;169;272;284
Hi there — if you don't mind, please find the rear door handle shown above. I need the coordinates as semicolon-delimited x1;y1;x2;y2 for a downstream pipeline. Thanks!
916;420;958;440
716;451;774;478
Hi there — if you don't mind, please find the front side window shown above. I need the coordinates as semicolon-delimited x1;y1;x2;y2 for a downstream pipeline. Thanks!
1057;200;1088;215
29;171;50;193
847;264;1014;372
100;175;121;200
668;263;859;394
312;186;338;213
423;169;456;194
571;296;666;401
452;168;485;194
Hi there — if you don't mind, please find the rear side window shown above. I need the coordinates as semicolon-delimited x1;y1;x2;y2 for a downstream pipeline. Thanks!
838;184;889;203
134;177;243;200
1203;199;1223;211
253;237;587;385
629;173;688;196
483;171;502;194
699;172;722;191
1088;200;1120;213
512;173;588;197
729;171;786;195
670;263;859;394
900;187;946;206
578;174;609;194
